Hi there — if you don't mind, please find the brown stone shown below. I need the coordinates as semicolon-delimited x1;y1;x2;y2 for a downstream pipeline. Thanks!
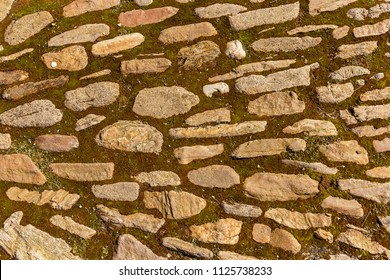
63;0;120;17
35;134;79;152
161;237;213;259
269;228;301;254
159;22;217;44
118;7;179;27
113;234;166;260
174;144;224;164
0;70;29;85
121;58;171;74
41;46;88;71
91;33;145;57
252;224;272;244
50;162;114;181
187;165;240;189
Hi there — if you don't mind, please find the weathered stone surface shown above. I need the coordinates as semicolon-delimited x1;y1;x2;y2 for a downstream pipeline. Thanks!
316;82;354;103
174;144;224;164
373;138;390;153
330;254;353;260
314;229;334;243
135;0;153;6
217;251;258;260
366;166;390;179
48;24;110;47
162;237;213;259
333;25;350;39
309;0;358;15
0;48;34;63
319;141;369;165
269;228;301;254
232;138;306;158
330;66;370;81
338;179;390;204
340;109;358;125
0;0;15;23
0;133;11;150
252;224;272;244
185;108;230;126
321;196;363;218
243;173;319;202
41;46;88;71
113;234;166;260
0;100;62;128
135;171;180;187
361;87;390;101
347;8;368;20
158;22;217;44
75;114;106;131
248;91;305;117
133;86;199;118
188;165;240;189
91;33;145;57
121;58;171;74
0;212;80;260
96;204;164;233
119;7;178;27
96;121;163;153
336;41;378;59
144;190;206;219
6;187;79;210
3;75;69;100
226;40;246;59
5;11;54;45
50;162;114;181
63;0;120;17
353;19;390;38
236;66;311;95
80;69;111;80
229;2;299;31
50;215;96;239
251;37;321;52
287;24;338;35
65;82;120;111
195;3;246;19
203;82;229;97
92;182;139;201
0;70;28;85
282;159;338;175
265;208;331;229
190;218;242;245
283;119;338;136
353;104;390;122
378;216;390;234
222;202;263;217
35;134;79;152
178;41;221;70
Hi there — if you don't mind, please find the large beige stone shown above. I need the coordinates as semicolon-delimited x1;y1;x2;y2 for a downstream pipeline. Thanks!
50;215;96;239
121;58;171;74
0;0;16;23
269;229;301;254
336;41;378;59
319;140;369;165
188;165;239;189
158;22;217;44
135;171;180;187
35;134;79;152
353;19;390;38
50;162;114;181
252;224;272;244
63;0;120;17
251;37;322;52
178;41;221;70
366;166;390;179
338;179;390;204
185;108;230;126
41;46;88;71
316;82;354;103
321;196;364;218
118;7;179;27
113;234;166;260
195;3;247;18
282;119;338;136
353;104;390;122
174;144;224;164
92;182;139;201
309;0;358;15
360;87;390;101
162;237;213;259
91;33;145;57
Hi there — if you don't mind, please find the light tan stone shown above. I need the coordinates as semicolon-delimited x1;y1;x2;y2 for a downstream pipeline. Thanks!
338;179;390;204
121;58;171;74
41;46;88;71
92;33;145;57
162;237;213;259
222;202;263;218
158;22;217;44
92;182;139;201
321;196;364;218
195;3;247;18
336;41;378;59
185;108;230;126
135;171;180;187
309;0;358;15
63;0;120;17
366;166;390;179
50;215;96;239
188;165;239;189
174;144;224;164
252;224;272;244
50;162;114;181
269;228;301;254
113;234;166;260
316;82;354;103
282;159;338;175
283;119;337;136
251;36;321;52
319;140;369;165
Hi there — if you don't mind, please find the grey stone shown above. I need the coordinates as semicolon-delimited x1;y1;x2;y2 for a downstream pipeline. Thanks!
222;202;262;218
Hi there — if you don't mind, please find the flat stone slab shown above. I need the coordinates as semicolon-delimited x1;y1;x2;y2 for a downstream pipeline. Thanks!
41;45;88;71
195;3;247;18
0;48;34;63
338;179;390;204
353;104;390;122
0;133;11;150
178;40;221;70
360;87;390;101
174;144;224;164
316;82;354;103
319;140;369;165
287;24;338;35
158;22;217;44
314;228;334;243
0;0;16;23
252;224;272;244
336;41;378;59
75;114;106;131
282;119;338;136
92;182;139;201
330;66;370;81
187;165;240;189
309;0;358;15
121;58;171;74
81;69;111;80
50;215;96;239
35;134;79;152
50;162;114;181
118;6;179;27
185;108;230;126
373;138;390;153
366;166;390;179
282;159;338;175
63;0;120;17
135;171;181;187
321;196;364;218
353;19;390;38
251;37;322;52
91;33;145;57
217;251;258;260
222;202;263;218
0;70;29;85
113;234;166;260
269;228;301;254
162;237;213;259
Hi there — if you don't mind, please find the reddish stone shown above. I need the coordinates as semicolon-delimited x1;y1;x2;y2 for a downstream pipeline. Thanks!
35;134;79;152
119;6;179;28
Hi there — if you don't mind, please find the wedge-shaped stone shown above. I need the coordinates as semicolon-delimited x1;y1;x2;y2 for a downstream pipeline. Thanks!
0;154;46;185
121;58;171;74
144;190;206;219
330;66;370;81
188;165;240;189
222;202;262;218
75;114;106;131
316;82;354;103
251;37;321;52
50;215;96;239
378;216;390;234
35;134;79;152
229;2;299;31
113;234;166;260
190;218;242;245
236;66;311;95
119;7;179;27
336;41;378;59
0;0;15;23
309;0;358;15
92;182;139;201
314;228;334;243
135;171;180;187
283;119;338;136
186;108;230;126
373;138;390;153
244;173;319;202
50;162;114;181
92;33;145;57
0;48;33;63
338;179;390;204
252;224;272;244
63;0;120;17
96;121;163;153
217;251;258;260
269;228;301;254
287;24;338;35
353;19;390;38
319;140;369;165
353;104;390;122
162;237;213;259
366;166;390;179
133;86;199;118
282;159;338;175
41;46;88;71
178;40;220;70
264;208;331;229
232;138;306;158
0;70;28;85
340;109;358;125
321;196;364;218
80;69;111;80
333;25;350;39
0;212;80;260
195;3;247;18
360;87;390;101
158;22;217;44
174;144;224;164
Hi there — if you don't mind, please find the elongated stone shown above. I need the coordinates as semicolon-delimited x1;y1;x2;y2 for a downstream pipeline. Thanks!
187;165;240;189
41;46;88;71
63;0;120;17
353;19;390;38
35;134;79;152
135;171;180;187
361;87;390;101
269;229;301;254
190;219;242;245
162;237;213;259
321;196;364;218
158;22;217;44
282;119;338;136
0;70;29;85
0;0;16;23
50;163;114;181
330;66;370;81
92;33;145;57
338;179;390;204
195;4;247;19
121;58;171;74
336;41;378;59
366;166;390;179
185;108;230;126
316;82;354;103
222;202;263;218
309;0;358;15
92;182;139;201
319;141;369;165
75;114;106;131
282;159;338;175
118;7;179;27
50;215;96;239
174;144;224;164
0;48;33;63
353;104;390;121
251;37;321;52
287;24;338;35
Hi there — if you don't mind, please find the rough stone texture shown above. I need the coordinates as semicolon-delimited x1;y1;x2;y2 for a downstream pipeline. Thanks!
41;46;88;71
217;251;258;260
314;229;334;243
190;218;242;245
143;190;206;219
232;138;306;158
252;224;272;244
378;216;390;234
118;7;179;27
226;40;246;59
319;141;369;165
92;182;139;201
135;0;153;6
248;91;305;117
329;254;353;260
187;165;240;189
178;41;221;70
133;86;199;118
162;237;213;259
63;0;120;17
0;212;80;260
316;82;354;103
186;108;230;126
366;166;390;179
91;33;145;57
361;87;390;101
236;66;311;95
3;75;69;101
80;69;111;80
75;114;106;131
282;159;338;175
0;154;46;185
287;24;338;35
6;187;80;210
373;138;390;153
321;196;364;218
158;22;217;44
347;8;368;20
203;82;229;96
0;70;29;85
0;48;34;63
353;104;390;122
330;66;370;81
251;37;321;52
0;0;15;23
309;0;358;15
48;24;110;47
229;2;299;31
0;100;62;128
195;3;246;18
174;144;224;164
50;162;114;181
222;202;262;217
96;204;164;233
65;82;120;111
35;134;79;152
243;173;319;202
50;215;96;239
333;25;350;39
169;121;267;138
0;133;11;150
135;171;181;187
121;58;171;74
269;228;301;254
340;109;358;125
112;234;166;260
336;41;378;59
96;121;163;154
353;19;390;38
5;11;54;45
338;179;390;204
